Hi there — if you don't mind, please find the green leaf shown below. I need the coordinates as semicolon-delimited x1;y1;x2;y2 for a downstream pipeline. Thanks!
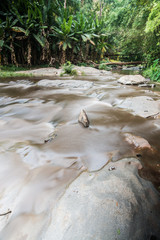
63;42;67;50
41;26;48;29
82;35;87;42
11;19;18;27
70;37;78;41
117;229;120;235
28;23;34;29
12;27;27;34
33;34;45;47
0;40;4;47
26;30;30;36
68;42;72;48
4;44;12;51
84;34;92;40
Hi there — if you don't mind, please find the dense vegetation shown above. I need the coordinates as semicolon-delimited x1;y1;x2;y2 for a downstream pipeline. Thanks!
0;0;160;76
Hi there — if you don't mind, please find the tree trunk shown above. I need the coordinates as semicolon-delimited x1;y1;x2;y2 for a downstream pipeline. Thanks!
79;44;84;62
71;44;75;62
27;38;32;66
10;38;18;66
61;49;66;65
64;0;67;9
85;43;89;61
41;30;50;63
101;61;144;66
46;39;50;62
3;54;8;65
0;48;1;65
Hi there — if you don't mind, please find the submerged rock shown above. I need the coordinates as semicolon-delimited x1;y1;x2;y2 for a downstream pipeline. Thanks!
44;158;160;240
78;109;90;128
118;75;148;85
138;83;156;88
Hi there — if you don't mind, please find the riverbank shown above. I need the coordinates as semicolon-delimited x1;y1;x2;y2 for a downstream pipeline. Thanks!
0;63;159;82
0;66;109;78
14;66;113;77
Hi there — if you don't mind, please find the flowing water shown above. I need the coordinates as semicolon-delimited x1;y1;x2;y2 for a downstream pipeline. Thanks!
0;72;160;239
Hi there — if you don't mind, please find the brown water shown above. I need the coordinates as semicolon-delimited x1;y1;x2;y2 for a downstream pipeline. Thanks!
0;74;160;239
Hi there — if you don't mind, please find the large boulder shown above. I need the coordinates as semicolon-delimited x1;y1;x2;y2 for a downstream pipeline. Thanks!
118;75;148;85
37;79;93;90
117;96;160;118
73;66;112;76
44;158;160;240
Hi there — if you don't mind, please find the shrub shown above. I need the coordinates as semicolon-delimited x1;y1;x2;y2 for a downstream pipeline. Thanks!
61;61;78;76
99;63;111;71
62;61;74;74
143;59;160;82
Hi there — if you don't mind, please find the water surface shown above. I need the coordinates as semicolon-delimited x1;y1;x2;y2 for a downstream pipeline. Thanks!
0;73;160;239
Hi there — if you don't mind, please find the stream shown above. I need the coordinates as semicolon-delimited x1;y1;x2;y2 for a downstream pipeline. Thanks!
0;70;160;239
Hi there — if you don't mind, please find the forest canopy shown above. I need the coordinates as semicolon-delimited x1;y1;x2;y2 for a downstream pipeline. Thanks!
0;0;159;66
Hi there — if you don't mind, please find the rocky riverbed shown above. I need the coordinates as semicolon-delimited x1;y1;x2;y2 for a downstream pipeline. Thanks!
0;67;160;240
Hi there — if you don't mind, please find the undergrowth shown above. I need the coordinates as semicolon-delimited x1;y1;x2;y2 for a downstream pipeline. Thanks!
143;59;160;82
0;71;32;78
61;61;78;76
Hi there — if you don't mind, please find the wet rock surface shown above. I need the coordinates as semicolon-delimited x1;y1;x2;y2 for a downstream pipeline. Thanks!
16;66;113;77
37;79;94;90
0;69;160;239
124;133;152;150
138;83;156;88
78;109;90;127
44;158;160;240
118;74;148;85
117;96;160;118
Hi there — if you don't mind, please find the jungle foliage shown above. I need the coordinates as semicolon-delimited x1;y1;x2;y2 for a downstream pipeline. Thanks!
0;0;160;69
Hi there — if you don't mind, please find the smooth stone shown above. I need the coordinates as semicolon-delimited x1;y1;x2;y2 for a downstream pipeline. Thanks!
73;66;112;76
16;67;114;77
117;96;160;118
78;109;90;128
138;84;156;88
124;133;152;149
118;75;148;85
44;158;160;240
37;80;93;90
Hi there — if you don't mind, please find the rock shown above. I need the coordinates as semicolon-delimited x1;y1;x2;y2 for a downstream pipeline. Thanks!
147;112;160;119
16;66;118;77
123;66;142;71
124;133;152;150
44;137;54;143
117;75;148;85
37;79;93;90
117;96;160;118
78;109;90;128
108;166;116;171
73;66;110;76
16;67;61;77
138;83;156;88
44;158;160;240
